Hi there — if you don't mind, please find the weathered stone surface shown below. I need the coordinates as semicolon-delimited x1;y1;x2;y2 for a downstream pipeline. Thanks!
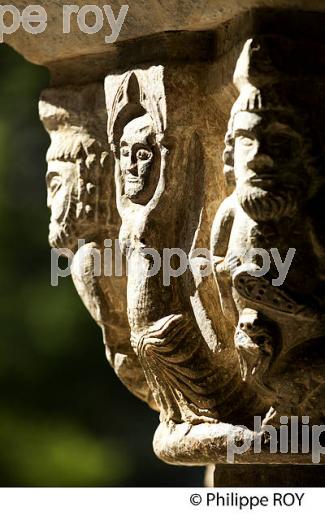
5;1;325;66
107;33;325;465
39;84;157;408
211;35;325;429
104;64;266;464
30;4;325;470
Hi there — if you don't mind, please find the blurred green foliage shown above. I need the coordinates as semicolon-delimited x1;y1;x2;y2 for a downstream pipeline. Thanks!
0;44;203;486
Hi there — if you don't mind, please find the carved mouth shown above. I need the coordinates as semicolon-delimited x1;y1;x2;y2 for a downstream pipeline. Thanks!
250;181;278;190
250;177;298;193
249;176;276;187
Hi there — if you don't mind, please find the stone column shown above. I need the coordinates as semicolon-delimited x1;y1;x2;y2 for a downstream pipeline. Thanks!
213;464;325;487
5;2;325;484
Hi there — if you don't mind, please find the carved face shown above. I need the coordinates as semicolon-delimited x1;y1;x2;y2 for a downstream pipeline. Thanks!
233;111;304;220
120;114;155;203
46;159;77;248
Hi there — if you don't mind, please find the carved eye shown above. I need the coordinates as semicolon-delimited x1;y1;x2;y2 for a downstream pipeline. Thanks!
237;135;254;147
136;149;152;161
267;133;299;158
120;147;130;157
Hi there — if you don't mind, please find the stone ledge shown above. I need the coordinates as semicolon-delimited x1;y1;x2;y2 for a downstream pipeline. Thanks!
4;1;325;66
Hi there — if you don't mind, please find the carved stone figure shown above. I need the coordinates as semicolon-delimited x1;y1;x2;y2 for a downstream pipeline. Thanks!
105;66;270;465
211;37;325;425
39;84;156;408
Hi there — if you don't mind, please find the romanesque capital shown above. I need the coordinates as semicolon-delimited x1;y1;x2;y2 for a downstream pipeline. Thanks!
31;6;325;470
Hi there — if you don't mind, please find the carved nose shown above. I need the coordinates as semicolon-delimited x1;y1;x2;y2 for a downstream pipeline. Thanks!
128;167;138;177
247;154;274;172
126;160;138;175
47;194;52;209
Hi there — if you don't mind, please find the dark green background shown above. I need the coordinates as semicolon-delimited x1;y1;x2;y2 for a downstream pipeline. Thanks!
0;44;203;486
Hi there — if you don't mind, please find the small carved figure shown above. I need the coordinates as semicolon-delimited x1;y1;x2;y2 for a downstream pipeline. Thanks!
40;84;156;408
211;39;325;398
112;79;224;426
104;68;267;466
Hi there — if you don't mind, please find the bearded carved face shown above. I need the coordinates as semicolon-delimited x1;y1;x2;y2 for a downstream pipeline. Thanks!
232;110;305;221
120;114;156;204
46;159;78;249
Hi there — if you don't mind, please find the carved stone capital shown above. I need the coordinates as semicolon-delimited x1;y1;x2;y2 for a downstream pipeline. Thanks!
30;7;325;468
